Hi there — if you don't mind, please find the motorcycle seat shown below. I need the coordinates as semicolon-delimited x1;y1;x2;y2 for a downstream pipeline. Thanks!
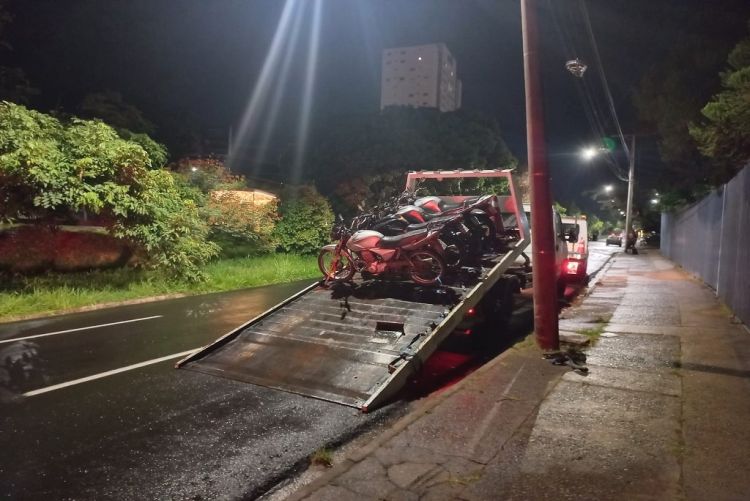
379;228;429;248
407;215;453;230
440;196;480;211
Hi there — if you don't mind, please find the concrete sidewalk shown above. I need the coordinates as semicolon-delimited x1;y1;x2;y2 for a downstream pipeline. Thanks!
284;250;750;501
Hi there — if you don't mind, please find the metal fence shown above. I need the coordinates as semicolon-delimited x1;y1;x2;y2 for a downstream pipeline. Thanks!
661;165;750;326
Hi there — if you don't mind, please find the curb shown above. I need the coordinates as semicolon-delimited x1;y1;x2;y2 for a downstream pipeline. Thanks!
0;278;319;325
284;341;543;501
0;293;190;324
584;251;619;297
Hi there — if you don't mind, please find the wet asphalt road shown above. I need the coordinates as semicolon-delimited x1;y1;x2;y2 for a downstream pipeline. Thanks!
0;243;618;500
587;240;619;277
0;280;405;500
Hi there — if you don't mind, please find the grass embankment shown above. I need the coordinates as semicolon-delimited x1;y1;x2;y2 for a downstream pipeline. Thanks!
0;253;319;321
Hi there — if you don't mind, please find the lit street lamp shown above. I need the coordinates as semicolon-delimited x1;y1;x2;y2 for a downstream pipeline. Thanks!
580;135;637;251
581;147;598;161
604;184;613;193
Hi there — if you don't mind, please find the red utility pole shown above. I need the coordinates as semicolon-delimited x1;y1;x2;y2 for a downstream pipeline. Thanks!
521;0;560;352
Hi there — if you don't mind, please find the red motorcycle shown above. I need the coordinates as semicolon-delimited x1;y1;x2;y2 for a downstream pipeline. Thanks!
318;214;452;285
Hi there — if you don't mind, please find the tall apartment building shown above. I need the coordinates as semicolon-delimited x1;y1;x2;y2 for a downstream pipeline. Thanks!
380;43;462;112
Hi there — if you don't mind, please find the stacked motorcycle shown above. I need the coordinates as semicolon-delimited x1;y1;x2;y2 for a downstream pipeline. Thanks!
317;191;505;286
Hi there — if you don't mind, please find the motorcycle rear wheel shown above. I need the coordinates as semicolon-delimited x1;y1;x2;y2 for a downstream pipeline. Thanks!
318;249;355;281
409;249;446;285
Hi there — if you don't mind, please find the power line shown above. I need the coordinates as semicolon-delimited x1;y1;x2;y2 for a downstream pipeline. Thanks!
548;0;628;181
578;0;631;163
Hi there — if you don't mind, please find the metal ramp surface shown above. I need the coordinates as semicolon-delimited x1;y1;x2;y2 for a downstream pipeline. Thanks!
177;280;464;409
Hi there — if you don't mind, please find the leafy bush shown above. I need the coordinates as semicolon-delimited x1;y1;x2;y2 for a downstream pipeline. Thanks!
171;156;278;257
273;186;333;254
0;102;217;280
203;191;277;257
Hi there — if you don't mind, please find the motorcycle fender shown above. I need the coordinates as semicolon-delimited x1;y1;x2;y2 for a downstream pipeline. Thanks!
321;244;337;252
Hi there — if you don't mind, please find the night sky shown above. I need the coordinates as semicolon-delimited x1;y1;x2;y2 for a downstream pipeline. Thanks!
5;0;750;214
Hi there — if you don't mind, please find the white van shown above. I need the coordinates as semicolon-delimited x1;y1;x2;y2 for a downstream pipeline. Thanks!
514;204;569;294
561;215;588;282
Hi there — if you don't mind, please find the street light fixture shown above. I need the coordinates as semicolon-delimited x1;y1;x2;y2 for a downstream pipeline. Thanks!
604;184;613;193
581;147;598;161
565;58;588;78
650;198;658;205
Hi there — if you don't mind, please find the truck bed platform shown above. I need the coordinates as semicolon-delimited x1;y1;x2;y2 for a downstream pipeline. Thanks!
178;279;463;409
177;250;525;411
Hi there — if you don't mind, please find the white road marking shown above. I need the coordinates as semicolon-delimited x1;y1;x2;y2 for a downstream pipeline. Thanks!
22;349;197;397
0;316;163;344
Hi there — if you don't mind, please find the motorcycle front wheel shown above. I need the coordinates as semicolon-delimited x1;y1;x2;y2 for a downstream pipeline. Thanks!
318;248;355;281
408;249;446;285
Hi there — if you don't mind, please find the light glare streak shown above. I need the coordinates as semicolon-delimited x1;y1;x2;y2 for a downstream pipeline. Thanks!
291;0;323;182
253;1;305;172
227;0;299;170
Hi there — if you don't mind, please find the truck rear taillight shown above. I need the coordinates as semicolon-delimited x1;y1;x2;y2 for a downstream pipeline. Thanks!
564;260;580;274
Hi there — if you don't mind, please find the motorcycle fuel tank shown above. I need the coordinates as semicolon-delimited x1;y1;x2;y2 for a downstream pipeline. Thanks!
396;205;426;223
414;196;442;214
347;230;383;251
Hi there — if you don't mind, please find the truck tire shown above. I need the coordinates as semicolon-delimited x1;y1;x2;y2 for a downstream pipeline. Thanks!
474;275;519;348
493;275;519;328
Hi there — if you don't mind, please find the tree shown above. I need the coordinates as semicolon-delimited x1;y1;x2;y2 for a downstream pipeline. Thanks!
78;91;156;135
588;214;605;238
0;102;217;279
309;107;517;194
690;21;750;182
0;1;37;104
308;107;517;214
553;201;567;216
633;4;750;200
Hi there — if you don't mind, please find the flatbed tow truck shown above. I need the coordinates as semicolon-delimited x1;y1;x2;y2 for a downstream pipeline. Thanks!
176;169;531;412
